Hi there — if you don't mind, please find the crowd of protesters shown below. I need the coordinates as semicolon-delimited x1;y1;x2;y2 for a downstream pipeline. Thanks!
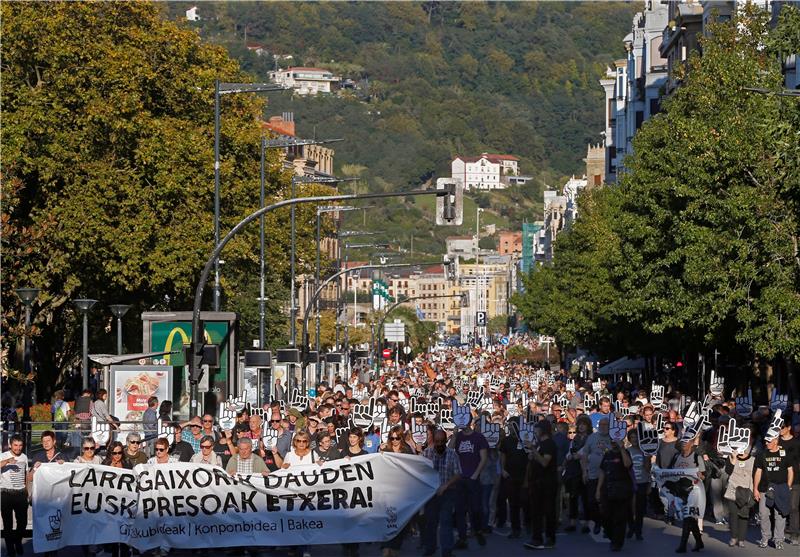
2;344;799;557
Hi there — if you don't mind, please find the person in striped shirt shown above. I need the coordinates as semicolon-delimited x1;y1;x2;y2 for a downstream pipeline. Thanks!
1;434;28;557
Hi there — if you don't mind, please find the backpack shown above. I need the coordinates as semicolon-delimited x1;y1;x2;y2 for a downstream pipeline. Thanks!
54;401;69;422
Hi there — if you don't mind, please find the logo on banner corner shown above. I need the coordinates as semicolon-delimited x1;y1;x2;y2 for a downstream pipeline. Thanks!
47;510;63;541
385;506;398;531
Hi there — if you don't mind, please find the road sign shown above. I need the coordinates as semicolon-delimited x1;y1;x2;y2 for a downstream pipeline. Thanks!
500;336;510;346
476;311;487;327
382;348;392;359
385;321;405;342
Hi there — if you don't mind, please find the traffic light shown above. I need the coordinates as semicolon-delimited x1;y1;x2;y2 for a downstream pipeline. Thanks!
184;343;205;383
443;255;457;281
435;178;463;226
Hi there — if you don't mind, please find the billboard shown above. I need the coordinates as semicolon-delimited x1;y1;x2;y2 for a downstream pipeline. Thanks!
141;312;238;417
108;365;172;422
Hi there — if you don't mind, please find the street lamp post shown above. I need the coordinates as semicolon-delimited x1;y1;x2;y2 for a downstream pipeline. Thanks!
109;304;131;355
315;206;359;352
188;184;460;417
288;175;356;347
73;299;98;391
213;80;286;312
15;287;40;426
259;138;343;348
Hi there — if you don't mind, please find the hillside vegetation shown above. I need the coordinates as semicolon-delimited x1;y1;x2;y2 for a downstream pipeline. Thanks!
169;1;637;249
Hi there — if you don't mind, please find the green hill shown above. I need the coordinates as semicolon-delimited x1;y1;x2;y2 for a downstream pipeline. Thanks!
167;1;637;249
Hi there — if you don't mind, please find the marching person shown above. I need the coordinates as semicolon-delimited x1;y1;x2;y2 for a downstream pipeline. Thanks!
778;415;800;546
148;438;178;464
282;431;316;467
596;434;633;552
190;436;222;466
670;438;705;553
123;432;148;466
169;424;194;462
723;445;756;548
579;416;613;535
524;420;558;550
451;413;489;549
226;437;269;476
74;437;102;464
754;430;794;550
422;429;462;557
1;435;28;557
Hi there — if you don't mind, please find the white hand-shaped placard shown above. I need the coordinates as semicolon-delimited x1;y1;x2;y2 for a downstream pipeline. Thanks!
735;389;753;417
592;380;602;392
519;417;537;448
719;421;751;456
566;380;576;392
261;429;279;452
352;400;375;429
411;422;427;445
709;371;724;397
480;414;500;448
651;384;665;409
764;409;783;443
439;409;455;431
373;401;387;423
156;418;176;440
609;412;627;442
583;392;598;412
467;391;483;407
452;399;472;429
289;388;309;411
770;391;788;413
91;416;112;446
638;422;659;455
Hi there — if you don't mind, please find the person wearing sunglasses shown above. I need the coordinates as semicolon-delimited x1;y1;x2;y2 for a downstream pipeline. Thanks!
190;436;222;466
124;432;148;466
101;441;131;469
148;438;177;465
381;426;413;455
282;432;316;468
74;438;101;464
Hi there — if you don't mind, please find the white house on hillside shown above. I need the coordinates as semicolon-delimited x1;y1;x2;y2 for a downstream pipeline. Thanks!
268;67;340;96
186;6;200;21
451;153;519;191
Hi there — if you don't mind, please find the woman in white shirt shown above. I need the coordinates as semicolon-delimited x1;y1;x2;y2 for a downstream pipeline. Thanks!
190;436;222;466
282;431;316;467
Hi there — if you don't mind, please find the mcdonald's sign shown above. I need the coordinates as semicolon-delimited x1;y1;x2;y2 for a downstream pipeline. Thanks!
142;312;239;410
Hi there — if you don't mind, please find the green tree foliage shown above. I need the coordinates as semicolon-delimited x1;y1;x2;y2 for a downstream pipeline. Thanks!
514;7;800;372
173;1;637;243
1;2;335;390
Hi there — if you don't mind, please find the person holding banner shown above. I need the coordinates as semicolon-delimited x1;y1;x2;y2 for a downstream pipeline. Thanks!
669;439;705;553
1;434;28;557
225;437;269;476
282;431;316;467
190;436;222;466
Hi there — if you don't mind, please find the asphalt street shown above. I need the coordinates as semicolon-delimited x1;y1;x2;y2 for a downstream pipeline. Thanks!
3;517;791;557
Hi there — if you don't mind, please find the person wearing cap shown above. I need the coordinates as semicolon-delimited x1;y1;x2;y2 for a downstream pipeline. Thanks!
778;413;800;546
180;416;204;453
124;432;148;466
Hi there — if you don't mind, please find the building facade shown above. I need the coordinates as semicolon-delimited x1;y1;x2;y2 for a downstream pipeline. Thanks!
451;153;520;191
268;67;341;96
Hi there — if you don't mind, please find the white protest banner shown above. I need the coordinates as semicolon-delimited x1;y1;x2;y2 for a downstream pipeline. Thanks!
33;454;438;552
652;466;706;521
